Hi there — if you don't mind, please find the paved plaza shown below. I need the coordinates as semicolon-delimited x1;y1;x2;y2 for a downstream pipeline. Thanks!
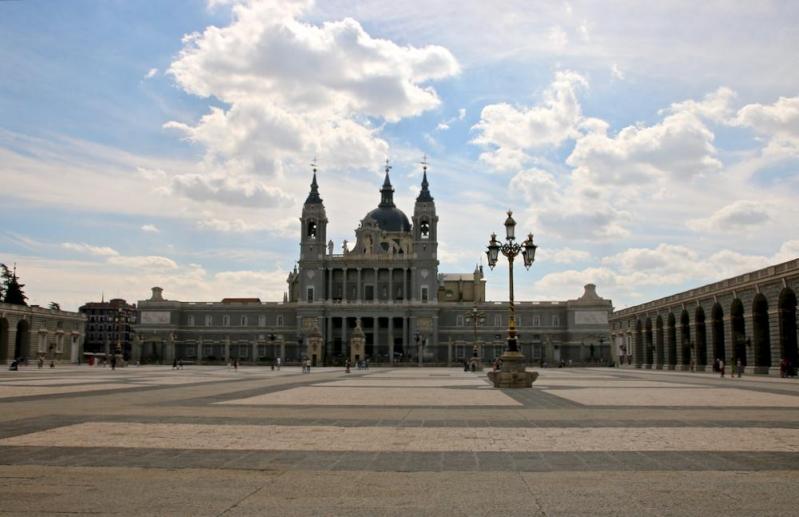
0;365;798;516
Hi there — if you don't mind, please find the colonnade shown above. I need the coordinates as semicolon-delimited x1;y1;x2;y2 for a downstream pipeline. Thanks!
324;267;415;302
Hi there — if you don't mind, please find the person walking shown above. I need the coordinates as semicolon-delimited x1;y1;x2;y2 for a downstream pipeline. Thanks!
173;358;178;370
736;358;743;378
345;359;351;373
719;358;725;378
276;357;281;371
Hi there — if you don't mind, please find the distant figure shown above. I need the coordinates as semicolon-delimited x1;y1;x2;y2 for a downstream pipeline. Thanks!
737;359;743;378
234;359;238;371
276;357;281;371
173;358;178;370
49;360;55;368
178;359;183;370
271;361;275;371
110;355;117;370
305;358;311;373
719;359;725;378
345;359;351;373
9;360;18;371
38;357;44;369
463;359;469;372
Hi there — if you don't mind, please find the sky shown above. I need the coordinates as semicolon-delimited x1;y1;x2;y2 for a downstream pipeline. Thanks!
1;0;798;311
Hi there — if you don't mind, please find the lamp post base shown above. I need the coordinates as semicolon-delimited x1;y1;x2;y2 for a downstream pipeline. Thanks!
487;351;538;388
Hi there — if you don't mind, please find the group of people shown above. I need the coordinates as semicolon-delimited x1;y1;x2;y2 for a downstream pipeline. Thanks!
171;358;184;370
713;357;743;378
779;357;796;378
301;358;311;373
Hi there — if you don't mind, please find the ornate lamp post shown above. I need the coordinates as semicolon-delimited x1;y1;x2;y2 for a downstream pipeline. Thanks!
485;210;539;388
464;305;486;370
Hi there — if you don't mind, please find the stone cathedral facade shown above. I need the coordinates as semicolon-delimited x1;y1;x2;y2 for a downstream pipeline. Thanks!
133;165;612;366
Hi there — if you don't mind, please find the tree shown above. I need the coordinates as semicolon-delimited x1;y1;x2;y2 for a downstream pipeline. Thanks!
49;302;61;311
1;264;27;306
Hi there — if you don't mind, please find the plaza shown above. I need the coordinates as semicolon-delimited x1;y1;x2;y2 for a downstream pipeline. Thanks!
0;364;798;515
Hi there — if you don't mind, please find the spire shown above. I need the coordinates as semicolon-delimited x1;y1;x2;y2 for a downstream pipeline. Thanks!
379;158;395;208
416;155;434;202
304;158;323;205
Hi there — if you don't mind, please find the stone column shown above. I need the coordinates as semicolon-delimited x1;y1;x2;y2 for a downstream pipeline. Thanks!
403;268;408;302
767;306;781;375
6;328;16;363
343;268;348;302
328;267;334;301
197;336;203;365
374;267;379;301
432;315;439;361
342;317;348;356
357;268;362;302
723;314;735;366
252;338;258;364
402;317;407;362
410;267;417;301
388;268;393;303
448;336;453;366
279;338;285;362
224;336;230;363
388;317;394;364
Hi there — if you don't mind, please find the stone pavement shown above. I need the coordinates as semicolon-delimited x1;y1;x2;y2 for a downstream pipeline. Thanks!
0;364;798;516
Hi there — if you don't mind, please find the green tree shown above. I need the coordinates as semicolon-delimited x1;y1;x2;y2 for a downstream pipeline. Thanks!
1;264;27;306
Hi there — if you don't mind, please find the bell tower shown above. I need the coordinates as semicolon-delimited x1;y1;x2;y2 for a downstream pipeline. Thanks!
412;157;439;302
299;163;327;302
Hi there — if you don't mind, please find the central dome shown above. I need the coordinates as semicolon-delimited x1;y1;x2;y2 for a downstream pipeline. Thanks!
364;206;411;232
362;168;412;232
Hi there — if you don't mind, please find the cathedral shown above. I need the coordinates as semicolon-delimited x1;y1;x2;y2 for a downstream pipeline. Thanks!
133;164;612;366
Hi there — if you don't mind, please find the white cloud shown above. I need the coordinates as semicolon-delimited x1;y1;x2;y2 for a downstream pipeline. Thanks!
687;200;771;233
61;242;119;257
568;110;722;188
667;87;737;123
166;0;459;181
141;224;160;233
472;70;588;171
734;95;799;157
107;255;179;270
144;68;158;79
170;173;292;208
611;63;624;81
536;247;591;264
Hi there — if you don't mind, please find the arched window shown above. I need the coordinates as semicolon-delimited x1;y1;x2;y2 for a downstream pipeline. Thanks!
205;315;213;327
307;220;317;239
420;220;430;239
240;315;248;327
222;315;230;327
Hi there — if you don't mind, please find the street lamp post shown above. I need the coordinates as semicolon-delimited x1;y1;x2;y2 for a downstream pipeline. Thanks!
464;306;486;370
485;210;539;388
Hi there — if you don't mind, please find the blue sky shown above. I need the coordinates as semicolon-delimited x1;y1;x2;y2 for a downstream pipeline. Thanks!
1;0;798;311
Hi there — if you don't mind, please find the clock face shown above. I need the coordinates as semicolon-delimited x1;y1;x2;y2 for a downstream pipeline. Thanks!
420;269;429;279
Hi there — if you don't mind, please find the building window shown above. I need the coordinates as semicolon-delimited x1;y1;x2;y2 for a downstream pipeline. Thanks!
276;315;284;327
55;334;64;354
187;315;195;327
222;315;230;327
421;286;429;302
258;315;266;327
307;287;314;303
456;315;464;327
240;315;248;327
533;315;540;327
494;314;502;327
205;315;213;327
307;220;317;239
552;315;560;327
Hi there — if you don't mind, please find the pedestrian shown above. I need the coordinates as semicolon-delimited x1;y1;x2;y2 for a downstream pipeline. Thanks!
110;354;116;370
178;359;183;370
737;359;743;378
173;358;178;370
276;357;281;371
271;361;275;371
234;359;238;371
463;359;469;372
37;356;44;369
780;357;787;378
719;358;725;378
345;359;351;373
49;360;55;368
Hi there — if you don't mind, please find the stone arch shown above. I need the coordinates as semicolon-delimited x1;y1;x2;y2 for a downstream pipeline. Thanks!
634;319;643;367
644;318;654;367
667;313;677;368
731;298;747;367
695;306;707;368
655;315;664;369
0;317;8;362
680;310;691;366
711;303;726;363
778;288;798;369
14;319;30;360
752;293;771;370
